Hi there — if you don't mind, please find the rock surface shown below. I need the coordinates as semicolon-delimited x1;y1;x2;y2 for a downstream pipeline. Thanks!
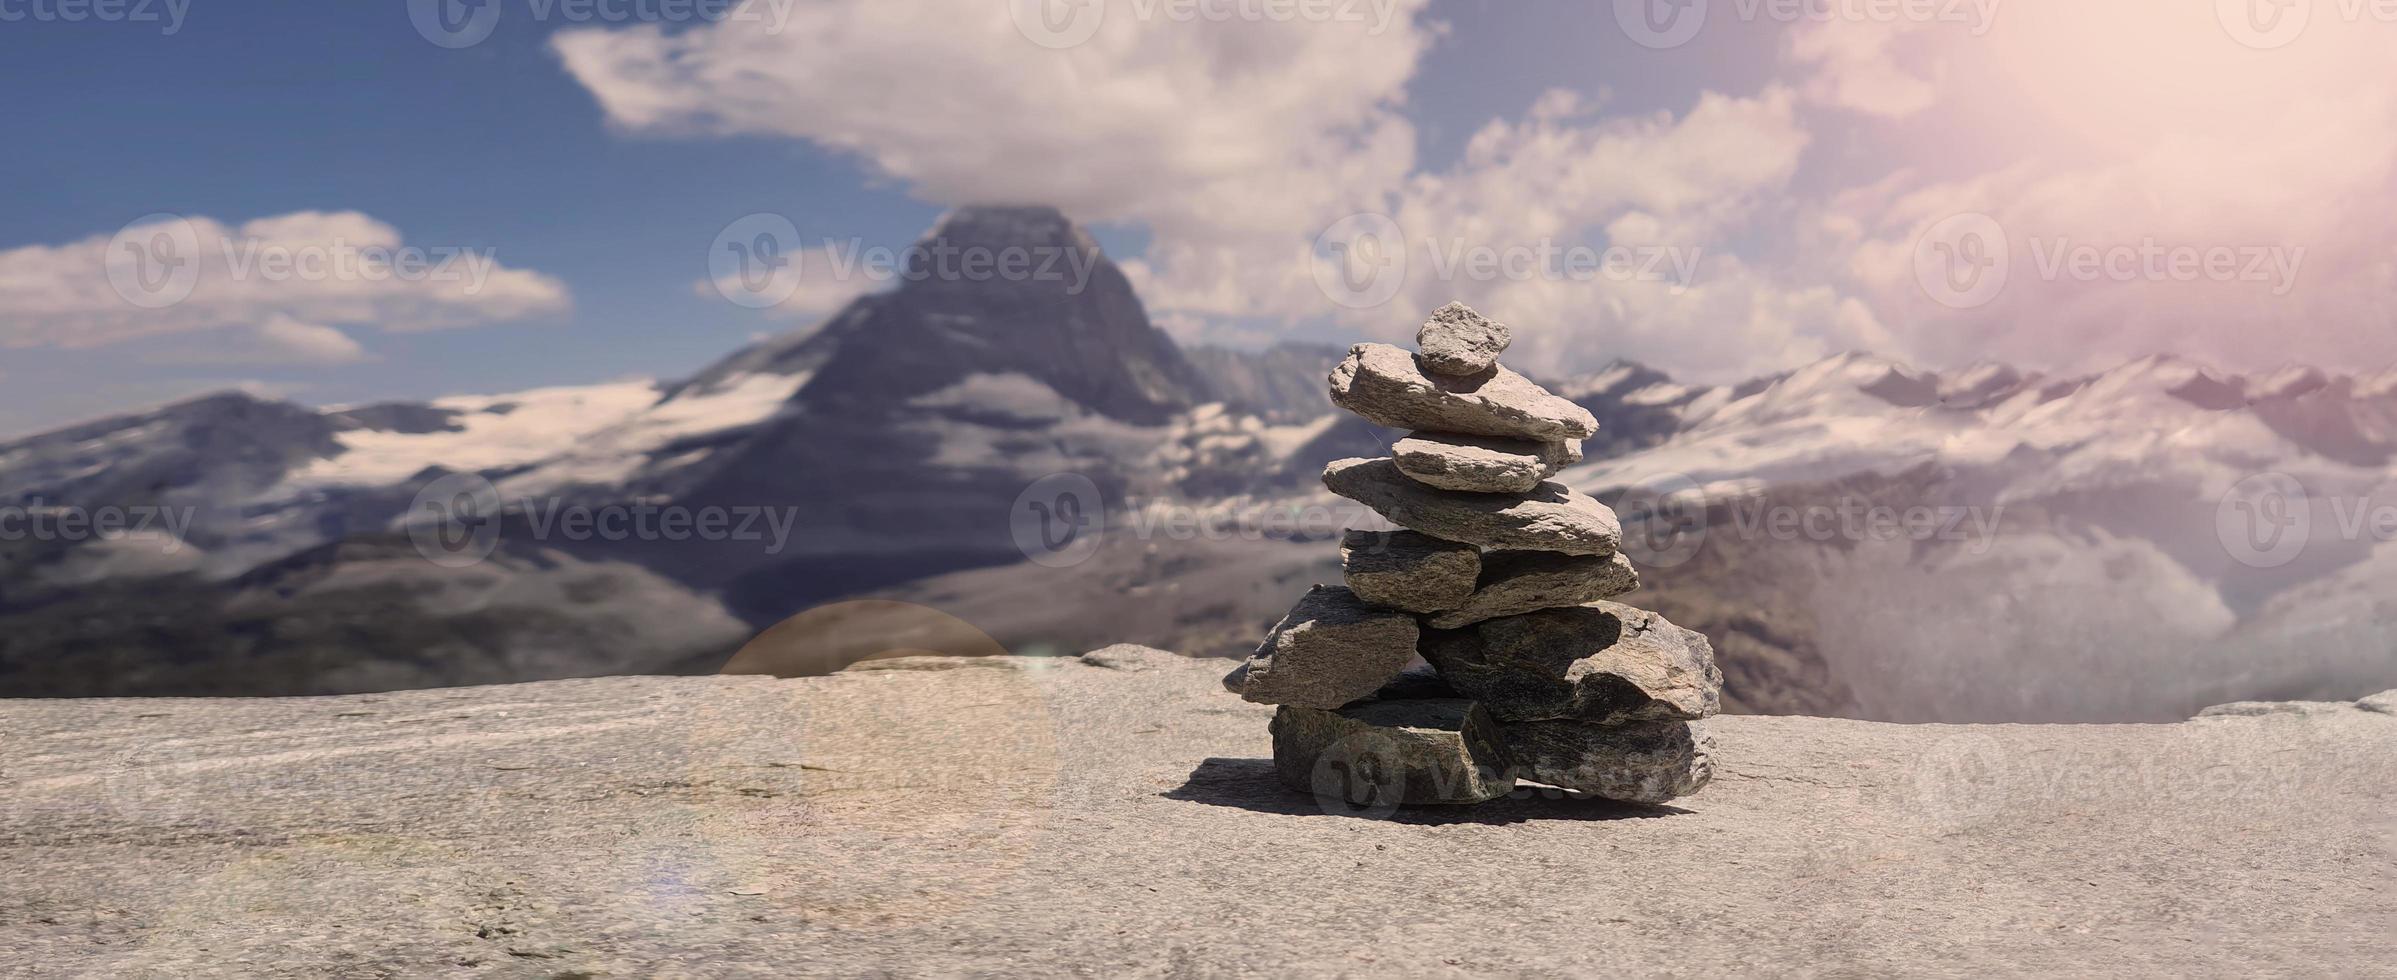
1270;699;1515;806
1339;529;1480;612
1391;431;1577;493
1421;601;1721;723
1502;719;1715;804
1323;457;1622;556
1427;550;1642;629
1414;302;1512;376
1236;585;1417;708
1328;343;1597;441
2;660;2391;976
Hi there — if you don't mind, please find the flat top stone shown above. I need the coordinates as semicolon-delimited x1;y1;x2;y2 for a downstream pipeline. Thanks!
1324;457;1622;556
1330;343;1597;441
4;665;2389;976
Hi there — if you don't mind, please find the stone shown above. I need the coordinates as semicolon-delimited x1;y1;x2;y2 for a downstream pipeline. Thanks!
1419;600;1721;724
1077;644;1182;671
1235;585;1419;709
1220;661;1250;695
1415;302;1512;375
2194;700;2358;719
1391;431;1577;494
1270;699;1516;806
2360;690;2397;715
1323;457;1621;556
1329;343;1597;442
1364;662;1460;701
1340;529;1480;612
1502;719;1715;804
1425;551;1641;629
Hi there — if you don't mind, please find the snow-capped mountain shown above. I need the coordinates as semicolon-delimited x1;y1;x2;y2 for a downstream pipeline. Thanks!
5;206;2394;720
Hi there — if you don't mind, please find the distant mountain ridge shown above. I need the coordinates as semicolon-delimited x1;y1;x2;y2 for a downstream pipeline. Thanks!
5;205;2397;716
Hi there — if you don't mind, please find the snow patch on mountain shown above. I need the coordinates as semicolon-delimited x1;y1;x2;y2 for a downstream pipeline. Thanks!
287;381;667;490
499;372;810;494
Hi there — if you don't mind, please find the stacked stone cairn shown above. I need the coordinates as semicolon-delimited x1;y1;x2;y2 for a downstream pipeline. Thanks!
1222;302;1723;808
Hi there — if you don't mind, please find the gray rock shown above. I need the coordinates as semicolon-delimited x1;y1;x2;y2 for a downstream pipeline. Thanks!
1323;457;1621;556
1271;699;1515;806
1425;551;1641;629
1364;662;1460;701
1415;302;1512;376
2360;690;2397;715
1329;343;1597;441
1340;529;1480;612
1420;600;1721;724
2193;701;2356;718
1220;661;1250;694
1502;719;1714;804
1236;585;1418;709
1078;644;1183;670
1391;431;1577;493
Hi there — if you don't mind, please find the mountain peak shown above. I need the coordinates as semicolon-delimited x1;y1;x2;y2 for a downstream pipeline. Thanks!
773;205;1204;424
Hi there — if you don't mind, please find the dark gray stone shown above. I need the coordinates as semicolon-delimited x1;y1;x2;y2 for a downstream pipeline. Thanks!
1271;699;1516;806
1502;719;1715;803
1419;600;1721;724
1425;551;1641;629
1340;529;1480;612
1236;585;1418;709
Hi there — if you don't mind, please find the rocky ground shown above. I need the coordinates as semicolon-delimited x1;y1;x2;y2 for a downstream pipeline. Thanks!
2;650;2392;978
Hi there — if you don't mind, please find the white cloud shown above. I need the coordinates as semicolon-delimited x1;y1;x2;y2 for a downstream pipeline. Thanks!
1821;14;2397;373
554;1;1849;375
0;211;569;363
1785;19;1941;118
695;245;893;319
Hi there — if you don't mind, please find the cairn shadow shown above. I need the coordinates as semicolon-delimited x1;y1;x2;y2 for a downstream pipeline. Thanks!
1161;757;1692;826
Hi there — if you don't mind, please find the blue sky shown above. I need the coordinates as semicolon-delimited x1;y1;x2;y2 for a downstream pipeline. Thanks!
2;0;2388;436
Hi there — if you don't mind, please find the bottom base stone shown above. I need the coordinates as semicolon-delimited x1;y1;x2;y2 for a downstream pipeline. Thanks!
1270;699;1516;807
1502;719;1714;804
